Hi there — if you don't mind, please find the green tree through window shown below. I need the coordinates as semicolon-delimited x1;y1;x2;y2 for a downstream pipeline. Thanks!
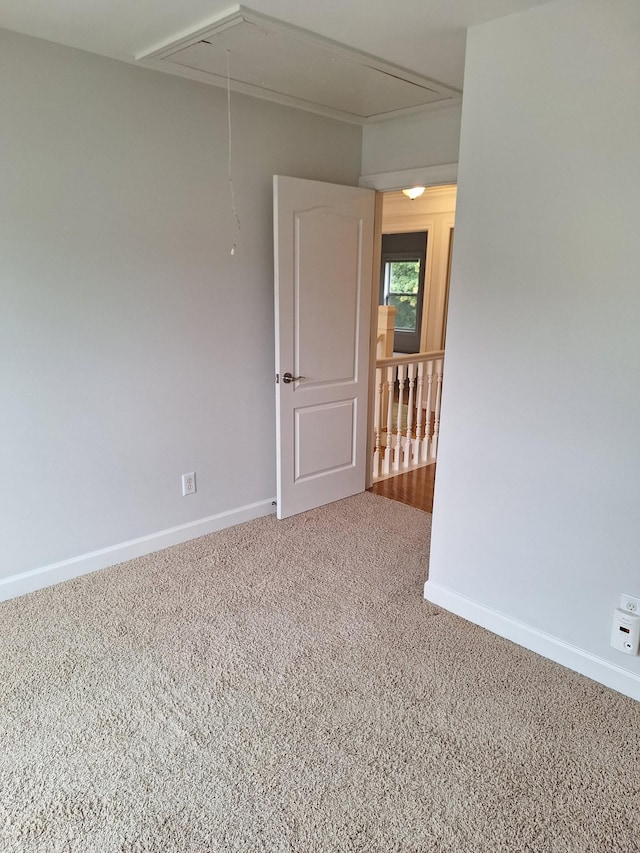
385;260;420;331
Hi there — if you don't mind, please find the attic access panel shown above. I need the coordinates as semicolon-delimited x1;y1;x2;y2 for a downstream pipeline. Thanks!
138;6;460;123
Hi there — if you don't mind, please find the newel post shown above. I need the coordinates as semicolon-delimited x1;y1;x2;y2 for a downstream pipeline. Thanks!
377;306;397;358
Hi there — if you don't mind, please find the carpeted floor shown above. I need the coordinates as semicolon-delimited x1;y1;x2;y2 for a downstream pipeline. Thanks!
1;492;639;852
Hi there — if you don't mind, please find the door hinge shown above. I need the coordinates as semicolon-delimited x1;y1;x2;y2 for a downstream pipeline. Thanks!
275;373;279;384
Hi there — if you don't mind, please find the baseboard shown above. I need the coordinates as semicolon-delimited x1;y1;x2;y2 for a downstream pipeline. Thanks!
424;580;640;703
0;499;276;603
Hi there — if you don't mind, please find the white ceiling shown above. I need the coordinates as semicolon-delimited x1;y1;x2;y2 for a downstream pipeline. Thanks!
0;0;552;103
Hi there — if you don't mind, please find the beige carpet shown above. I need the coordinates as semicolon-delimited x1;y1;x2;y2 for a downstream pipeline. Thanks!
1;492;638;852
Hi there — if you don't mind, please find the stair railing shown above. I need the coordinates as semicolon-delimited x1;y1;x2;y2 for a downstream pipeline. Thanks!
372;350;444;482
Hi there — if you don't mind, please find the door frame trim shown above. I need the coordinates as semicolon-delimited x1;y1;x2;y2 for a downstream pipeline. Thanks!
359;163;458;193
365;192;384;489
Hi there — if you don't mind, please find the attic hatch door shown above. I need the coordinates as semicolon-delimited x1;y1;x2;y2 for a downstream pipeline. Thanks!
273;176;375;519
137;7;461;124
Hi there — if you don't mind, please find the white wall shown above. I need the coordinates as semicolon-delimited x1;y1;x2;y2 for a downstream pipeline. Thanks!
426;0;640;699
0;29;362;592
361;104;461;178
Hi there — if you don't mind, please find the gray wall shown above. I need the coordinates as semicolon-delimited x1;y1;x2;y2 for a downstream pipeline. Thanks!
0;29;362;580
426;0;640;695
361;105;461;177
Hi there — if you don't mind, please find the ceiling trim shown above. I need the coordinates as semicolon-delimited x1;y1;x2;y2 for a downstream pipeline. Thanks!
136;5;462;126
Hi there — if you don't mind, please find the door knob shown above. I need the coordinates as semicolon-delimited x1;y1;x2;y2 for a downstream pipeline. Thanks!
282;372;306;384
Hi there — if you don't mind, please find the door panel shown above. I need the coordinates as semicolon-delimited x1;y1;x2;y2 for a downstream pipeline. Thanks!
274;176;374;519
295;399;355;480
295;210;360;384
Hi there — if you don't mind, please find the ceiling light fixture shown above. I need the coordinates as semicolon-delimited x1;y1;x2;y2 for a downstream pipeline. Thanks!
402;187;426;200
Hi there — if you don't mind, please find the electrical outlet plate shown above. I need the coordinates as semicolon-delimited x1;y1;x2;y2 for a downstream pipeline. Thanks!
182;472;196;496
620;593;640;614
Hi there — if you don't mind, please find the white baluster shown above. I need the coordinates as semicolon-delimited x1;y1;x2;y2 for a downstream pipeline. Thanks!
414;361;425;465
403;361;416;468
393;364;405;471
373;367;383;479
383;365;394;476
422;361;434;463
430;359;443;461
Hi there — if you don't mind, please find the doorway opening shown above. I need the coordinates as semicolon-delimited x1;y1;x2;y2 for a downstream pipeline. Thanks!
378;184;456;355
368;184;457;510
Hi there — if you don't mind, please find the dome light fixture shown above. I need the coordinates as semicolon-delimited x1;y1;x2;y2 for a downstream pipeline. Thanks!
402;186;426;200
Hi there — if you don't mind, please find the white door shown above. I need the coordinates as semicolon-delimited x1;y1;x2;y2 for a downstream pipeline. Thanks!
274;176;375;519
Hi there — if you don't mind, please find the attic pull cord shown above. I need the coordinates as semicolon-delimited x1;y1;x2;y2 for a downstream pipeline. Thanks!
227;49;241;256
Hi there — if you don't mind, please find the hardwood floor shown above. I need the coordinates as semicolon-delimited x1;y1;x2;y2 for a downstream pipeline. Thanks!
369;464;436;513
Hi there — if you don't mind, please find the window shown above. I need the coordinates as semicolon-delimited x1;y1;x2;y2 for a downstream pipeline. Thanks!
382;259;421;332
380;232;427;353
